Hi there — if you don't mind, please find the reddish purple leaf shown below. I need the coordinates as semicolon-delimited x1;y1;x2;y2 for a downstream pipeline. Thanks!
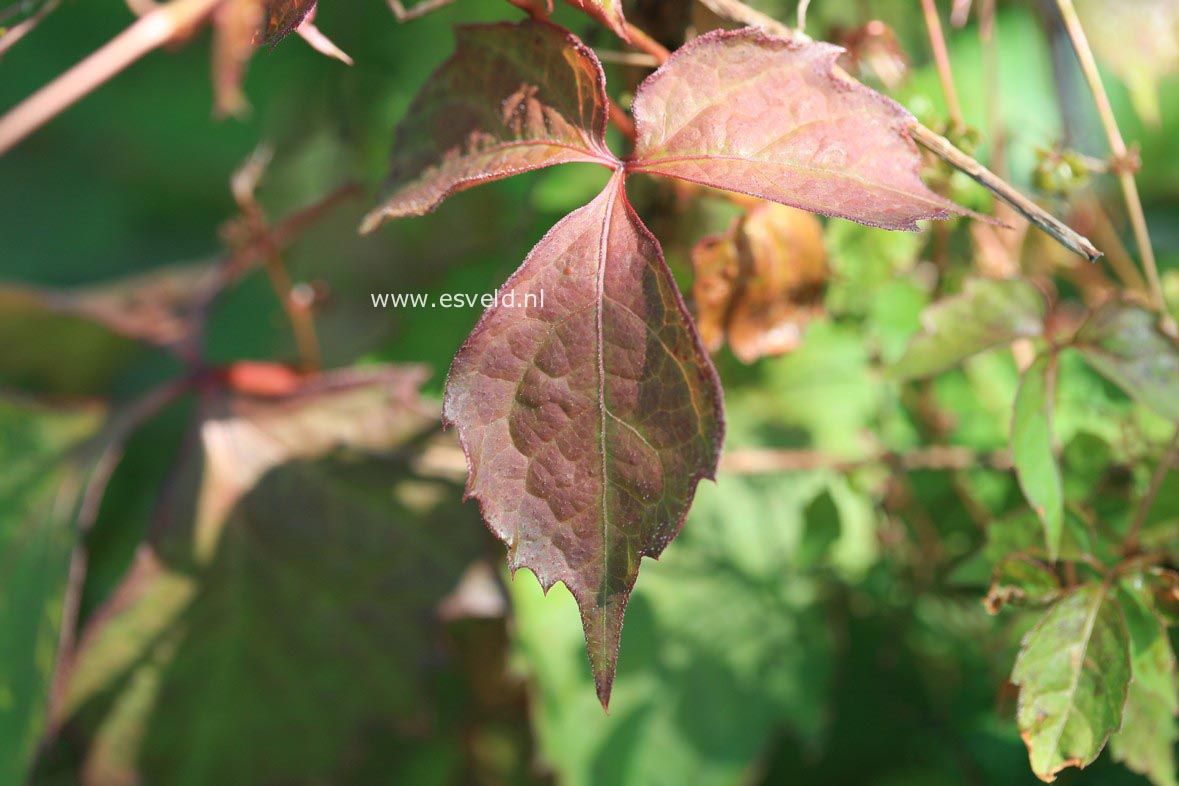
628;29;966;231
443;172;724;707
361;20;617;232
259;0;317;47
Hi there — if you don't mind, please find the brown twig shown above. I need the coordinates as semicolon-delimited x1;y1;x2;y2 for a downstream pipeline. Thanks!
387;0;455;22
1124;426;1179;556
230;147;322;372
910;124;1100;261
624;22;670;64
0;0;225;156
920;0;965;132
1054;0;1169;326
608;99;636;143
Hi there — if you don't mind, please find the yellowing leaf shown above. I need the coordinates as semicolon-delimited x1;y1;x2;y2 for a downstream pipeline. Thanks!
692;202;828;363
1012;583;1131;782
1111;584;1179;786
443;173;723;708
629;29;967;231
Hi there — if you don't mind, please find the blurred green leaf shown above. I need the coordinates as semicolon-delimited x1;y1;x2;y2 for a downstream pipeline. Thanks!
1110;583;1179;786
55;366;492;785
891;279;1046;380
1012;583;1130;782
0;397;105;785
511;472;836;786
1012;355;1064;561
1076;301;1179;422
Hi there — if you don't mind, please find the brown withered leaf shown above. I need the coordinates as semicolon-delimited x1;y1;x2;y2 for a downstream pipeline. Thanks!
361;19;617;230
692;202;827;363
629;29;967;231
443;172;723;708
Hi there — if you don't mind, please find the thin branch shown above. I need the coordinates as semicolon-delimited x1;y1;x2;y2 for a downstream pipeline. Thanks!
910;123;1101;261
695;0;1102;262
0;0;224;156
0;0;58;58
624;22;670;64
920;0;965;131
1124;425;1179;556
796;0;811;32
1054;0;1169;325
387;0;455;22
594;49;660;68
230;147;322;372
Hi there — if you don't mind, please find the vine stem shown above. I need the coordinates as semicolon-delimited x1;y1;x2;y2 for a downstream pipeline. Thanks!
1123;425;1179;556
920;0;965;131
624;22;670;64
0;0;225;156
0;0;59;58
1054;0;1170;326
695;0;1101;262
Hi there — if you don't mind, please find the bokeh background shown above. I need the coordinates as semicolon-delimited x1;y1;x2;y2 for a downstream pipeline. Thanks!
2;0;1178;784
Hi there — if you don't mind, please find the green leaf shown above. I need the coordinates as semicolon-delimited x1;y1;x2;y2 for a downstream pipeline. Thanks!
1011;583;1131;782
0;397;105;784
56;366;490;785
890;278;1047;380
1011;355;1064;560
1075;300;1179;422
1110;583;1179;786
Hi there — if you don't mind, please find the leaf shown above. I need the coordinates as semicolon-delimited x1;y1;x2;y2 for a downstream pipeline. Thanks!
56;365;490;785
361;19;616;231
1076;0;1179;125
691;202;828;363
0;397;106;784
510;472;834;786
1110;583;1179;786
890;278;1047;379
628;29;967;231
1012;354;1064;561
0;288;144;398
259;0;316;46
1075;300;1179;422
1011;583;1131;782
443;173;724;708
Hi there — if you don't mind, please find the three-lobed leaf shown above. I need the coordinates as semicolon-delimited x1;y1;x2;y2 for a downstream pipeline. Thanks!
1011;354;1064;561
361;19;616;230
1075;300;1179;422
891;278;1047;379
367;18;972;708
1012;583;1131;782
629;29;967;231
443;172;724;708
